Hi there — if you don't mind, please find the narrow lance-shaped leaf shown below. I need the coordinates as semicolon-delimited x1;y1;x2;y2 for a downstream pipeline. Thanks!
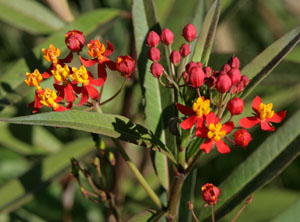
271;198;300;222
0;138;94;213
241;25;300;99
132;0;175;190
0;9;120;106
1;111;176;163
0;0;65;34
192;0;221;65
200;109;300;221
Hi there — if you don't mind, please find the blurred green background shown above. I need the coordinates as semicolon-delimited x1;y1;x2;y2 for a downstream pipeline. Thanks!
0;0;300;221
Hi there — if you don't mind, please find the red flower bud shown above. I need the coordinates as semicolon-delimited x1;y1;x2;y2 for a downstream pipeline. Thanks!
65;30;85;52
116;55;135;78
236;82;245;93
216;74;232;93
182;24;197;42
148;47;160;62
179;43;190;57
228;56;240;69
227;97;244;115
147;31;160;47
182;71;189;83
204;66;213;78
222;64;231;73
234;129;252;148
151;62;164;78
185;62;197;73
241;75;249;86
189;67;205;88
169;50;181;66
228;68;241;85
160;28;174;45
201;183;221;206
196;62;203;69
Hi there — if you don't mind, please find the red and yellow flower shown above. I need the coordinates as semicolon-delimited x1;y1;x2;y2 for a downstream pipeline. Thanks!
239;96;286;131
201;183;221;206
176;97;210;130
196;112;234;154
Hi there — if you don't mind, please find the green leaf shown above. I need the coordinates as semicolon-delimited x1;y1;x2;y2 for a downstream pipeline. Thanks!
0;138;94;213
127;209;166;222
0;0;65;34
1;111;176;163
200;109;300;221
0;8;120;106
241;25;300;99
271;198;300;222
192;0;221;65
132;0;175;190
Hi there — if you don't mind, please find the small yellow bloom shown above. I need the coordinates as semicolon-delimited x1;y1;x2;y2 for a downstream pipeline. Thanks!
70;65;89;85
39;88;59;109
258;102;274;120
24;69;43;90
87;40;106;61
51;64;70;83
42;44;60;65
192;97;210;117
207;123;226;142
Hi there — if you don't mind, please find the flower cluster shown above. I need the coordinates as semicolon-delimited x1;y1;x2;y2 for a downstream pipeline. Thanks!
25;30;135;113
146;24;286;154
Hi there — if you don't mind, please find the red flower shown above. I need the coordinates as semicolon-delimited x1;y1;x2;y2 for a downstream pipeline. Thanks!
176;97;210;130
196;112;234;154
80;40;116;82
65;30;85;52
70;66;103;105
239;96;286;131
201;183;221;206
116;55;135;78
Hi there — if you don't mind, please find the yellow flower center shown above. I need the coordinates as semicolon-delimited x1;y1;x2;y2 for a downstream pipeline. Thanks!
70;65;89;85
39;88;59;109
42;44;60;65
258;102;274;120
24;69;43;90
207;123;226;142
192;97;210;117
51;64;70;83
87;40;106;61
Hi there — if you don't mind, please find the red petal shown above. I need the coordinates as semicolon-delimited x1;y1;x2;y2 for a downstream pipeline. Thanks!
252;96;261;113
97;63;107;81
86;85;99;100
78;87;89;105
90;78;105;87
205;112;220;126
195;125;208;138
60;51;73;63
176;103;195;116
180;116;197;130
71;82;81;94
239;117;260;128
269;111;286;123
105;60;116;70
215;140;231;154
104;40;114;57
200;139;214;153
53;105;68;112
80;56;97;67
64;83;75;103
260;121;275;131
222;121;234;134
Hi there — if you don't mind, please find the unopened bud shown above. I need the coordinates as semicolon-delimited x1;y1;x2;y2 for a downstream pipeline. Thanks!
241;75;249;86
182;71;189;83
216;74;232;93
204;66;213;78
179;43;190;57
65;30;85;52
107;151;116;166
227;97;244;115
169;50;181;66
228;56;240;69
148;47;160;62
147;31;160;47
201;183;221;206
185;62;197;73
189;67;205;88
228;68;241;85
234;129;252;148
182;24;197;42
160;28;174;45
116;55;135;78
151;62;164;78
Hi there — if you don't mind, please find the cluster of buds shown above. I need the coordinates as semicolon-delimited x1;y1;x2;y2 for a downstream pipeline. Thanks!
146;24;286;153
25;30;135;113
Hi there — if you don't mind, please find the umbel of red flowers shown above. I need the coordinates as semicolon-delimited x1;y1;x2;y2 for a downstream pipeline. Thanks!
25;30;135;113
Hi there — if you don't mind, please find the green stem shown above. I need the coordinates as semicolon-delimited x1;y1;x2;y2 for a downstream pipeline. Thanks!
168;173;186;220
99;78;127;106
112;139;163;209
